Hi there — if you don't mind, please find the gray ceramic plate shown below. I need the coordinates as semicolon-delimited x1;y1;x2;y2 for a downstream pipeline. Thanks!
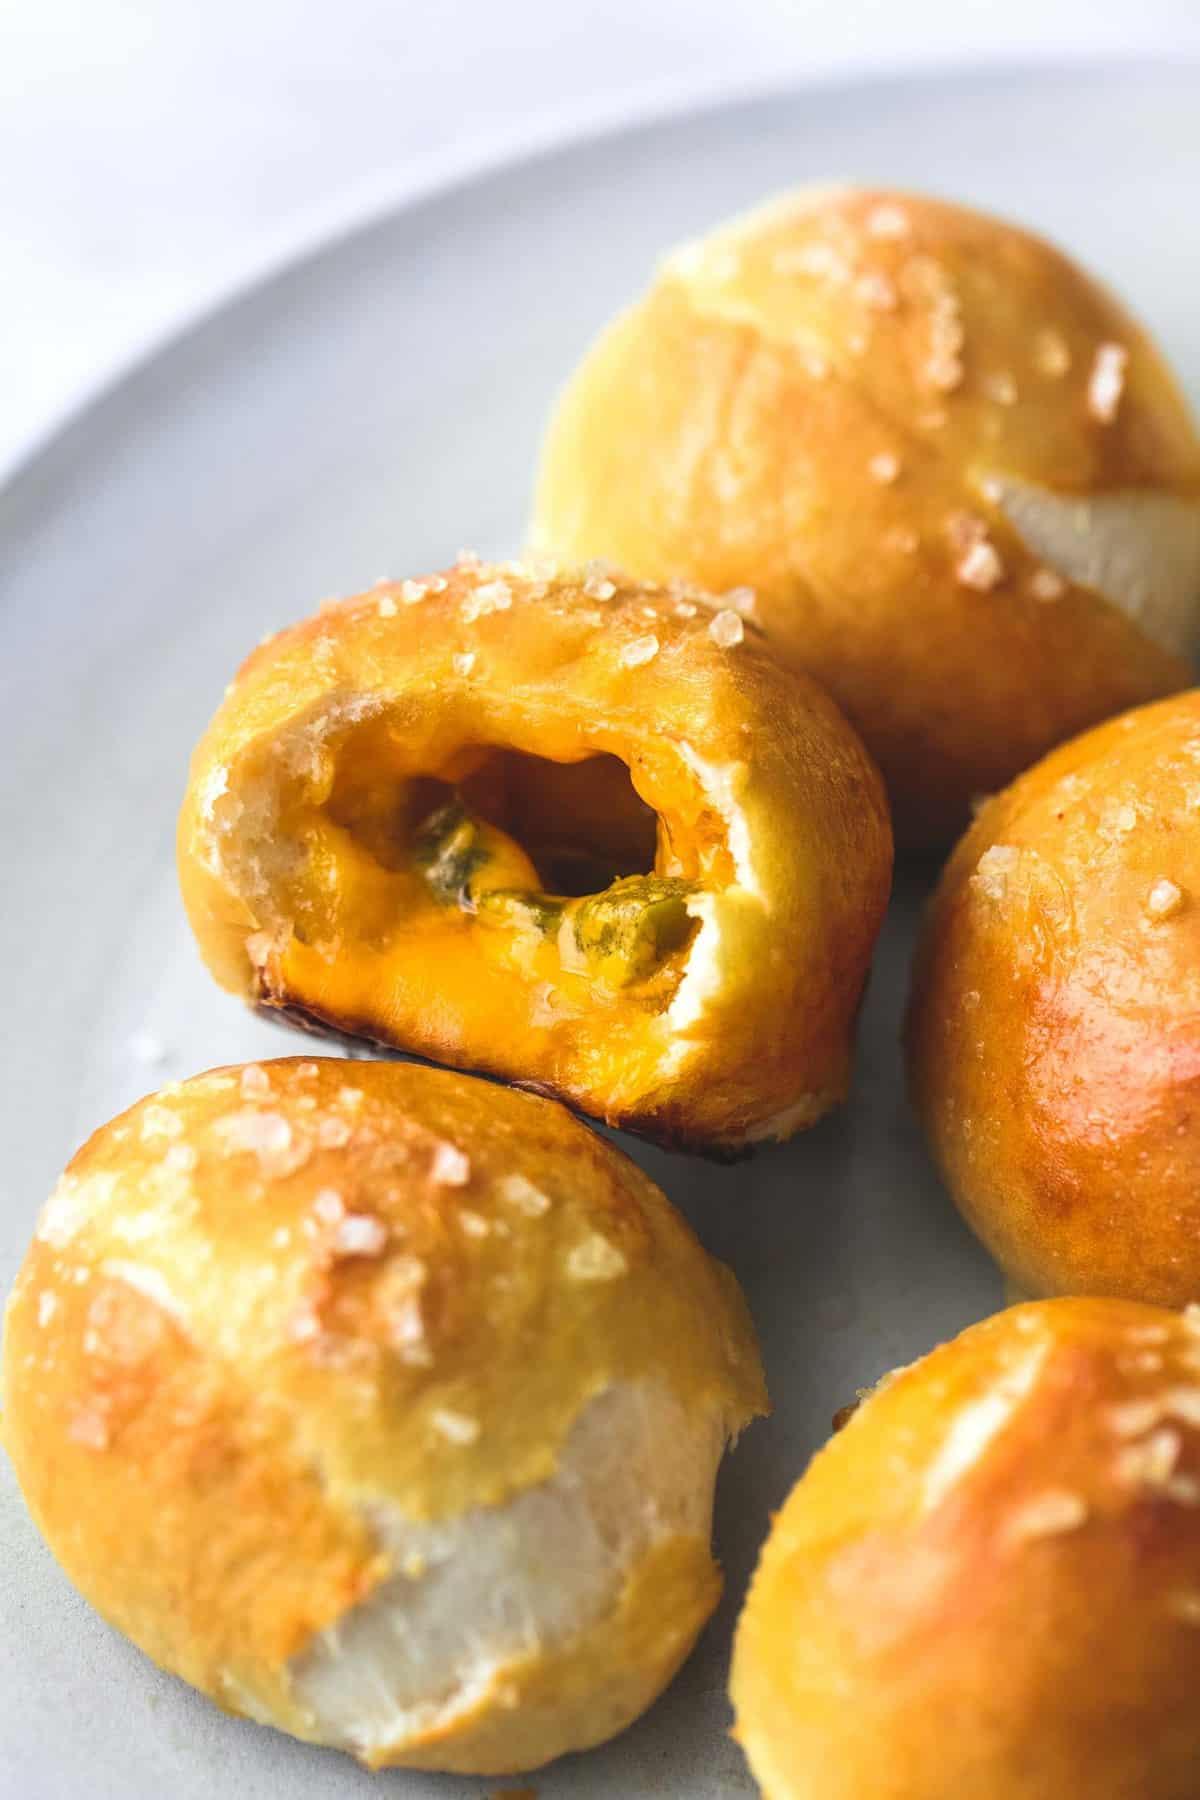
3;59;1198;1800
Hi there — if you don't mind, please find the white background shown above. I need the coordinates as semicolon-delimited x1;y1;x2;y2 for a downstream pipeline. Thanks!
3;0;1199;481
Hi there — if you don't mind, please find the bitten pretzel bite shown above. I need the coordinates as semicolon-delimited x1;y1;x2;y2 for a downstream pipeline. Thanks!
177;561;892;1153
732;1298;1200;1800
908;691;1200;1308
532;185;1200;847
1;1059;766;1774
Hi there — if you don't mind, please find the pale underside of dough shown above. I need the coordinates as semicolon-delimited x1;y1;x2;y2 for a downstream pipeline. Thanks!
288;1378;727;1758
990;476;1200;660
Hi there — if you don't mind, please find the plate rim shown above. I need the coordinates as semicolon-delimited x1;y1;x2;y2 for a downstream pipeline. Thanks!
2;47;1195;519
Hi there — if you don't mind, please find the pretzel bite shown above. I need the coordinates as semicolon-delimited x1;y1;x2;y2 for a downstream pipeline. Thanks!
908;691;1200;1307
532;186;1200;847
1;1059;766;1774
177;562;892;1153
732;1297;1200;1799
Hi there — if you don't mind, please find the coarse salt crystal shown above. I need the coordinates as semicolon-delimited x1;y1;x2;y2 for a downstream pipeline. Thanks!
1108;1397;1165;1436
926;353;964;393
865;202;911;240
217;1109;293;1160
620;634;659;668
37;1292;57;1327
69;1406;110;1451
956;539;1006;592
1117;1425;1181;1489
1034;329;1071;377
313;1187;345;1224
1030;568;1066;602
856;270;898;311
140;1105;183;1141
37;1176;94;1248
584;575;617;600
1146;879;1186;920
1088;342;1128;424
566;1234;628;1281
377;593;397;618
498;1173;552;1217
1008;1488;1088;1540
868;452;901;485
1163;1390;1200;1429
400;579;428;605
241;1064;271;1099
462;580;512;622
390;1296;431;1364
333;1213;388;1258
709;609;744;648
983;371;1018;406
724;586;757;618
317;1115;352;1148
431;1142;471;1187
452;651;476;676
430;1407;480;1445
782;242;851;283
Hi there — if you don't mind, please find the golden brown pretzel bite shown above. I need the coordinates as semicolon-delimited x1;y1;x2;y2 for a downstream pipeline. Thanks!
532;186;1200;847
732;1298;1200;1800
1;1058;767;1774
908;690;1200;1308
177;561;892;1152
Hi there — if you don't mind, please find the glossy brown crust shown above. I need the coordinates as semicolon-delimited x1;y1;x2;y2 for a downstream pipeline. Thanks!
908;692;1200;1307
532;186;1200;847
732;1298;1200;1800
176;562;893;1151
1;1059;767;1770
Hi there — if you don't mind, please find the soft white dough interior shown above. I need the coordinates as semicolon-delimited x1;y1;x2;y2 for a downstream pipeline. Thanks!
991;476;1200;658
289;1379;727;1756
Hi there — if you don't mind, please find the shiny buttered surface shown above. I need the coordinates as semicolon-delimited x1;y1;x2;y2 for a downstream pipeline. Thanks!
532;185;1200;847
0;1059;766;1775
732;1298;1200;1800
177;561;892;1152
909;691;1200;1309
